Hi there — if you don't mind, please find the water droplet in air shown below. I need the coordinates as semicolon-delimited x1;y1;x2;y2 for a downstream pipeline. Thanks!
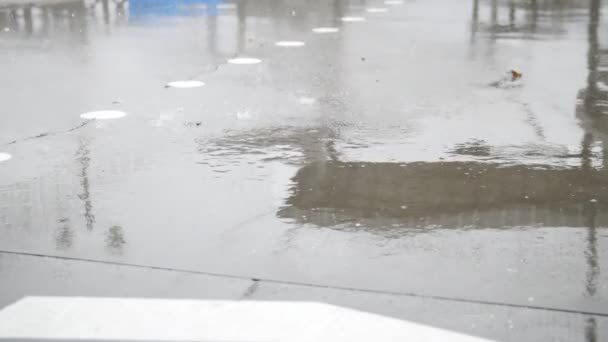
0;153;12;163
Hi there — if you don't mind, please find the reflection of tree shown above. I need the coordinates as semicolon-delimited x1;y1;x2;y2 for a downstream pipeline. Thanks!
106;225;126;252
76;138;95;231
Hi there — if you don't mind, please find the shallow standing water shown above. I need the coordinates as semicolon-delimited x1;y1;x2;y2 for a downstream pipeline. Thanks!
0;0;607;340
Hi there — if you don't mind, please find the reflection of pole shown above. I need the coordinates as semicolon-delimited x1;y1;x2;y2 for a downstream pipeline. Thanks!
586;0;601;115
23;5;33;34
470;0;479;43
102;0;110;25
236;0;247;54
582;3;601;341
76;138;95;231
508;0;515;28
491;0;497;25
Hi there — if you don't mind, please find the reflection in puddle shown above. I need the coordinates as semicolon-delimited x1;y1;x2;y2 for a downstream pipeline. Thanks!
278;161;608;231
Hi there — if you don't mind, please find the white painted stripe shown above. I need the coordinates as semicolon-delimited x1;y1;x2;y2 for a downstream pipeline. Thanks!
166;80;205;88
80;110;127;120
0;297;491;342
227;57;262;65
341;16;366;22
312;27;340;33
275;41;306;47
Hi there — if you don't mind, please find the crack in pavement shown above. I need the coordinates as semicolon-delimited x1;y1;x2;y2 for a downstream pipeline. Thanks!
2;120;94;146
0;249;606;317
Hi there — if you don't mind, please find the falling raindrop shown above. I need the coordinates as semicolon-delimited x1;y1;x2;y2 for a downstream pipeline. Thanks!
166;80;205;88
312;27;340;34
341;16;366;22
80;110;127;120
275;41;306;47
228;57;262;65
0;153;11;163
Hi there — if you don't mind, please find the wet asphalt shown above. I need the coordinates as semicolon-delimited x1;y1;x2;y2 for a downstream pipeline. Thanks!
0;0;608;340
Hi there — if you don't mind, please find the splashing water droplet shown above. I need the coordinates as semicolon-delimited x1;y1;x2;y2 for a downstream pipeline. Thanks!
0;153;11;163
166;80;205;88
228;57;262;65
312;27;340;34
80;110;127;120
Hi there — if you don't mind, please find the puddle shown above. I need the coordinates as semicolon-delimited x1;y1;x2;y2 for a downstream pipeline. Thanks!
275;41;306;47
166;80;205;88
0;153;11;163
227;57;262;65
80;110;127;120
366;7;389;13
312;27;340;34
341;16;366;22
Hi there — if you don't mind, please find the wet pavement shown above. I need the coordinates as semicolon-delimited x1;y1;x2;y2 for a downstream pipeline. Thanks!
0;0;608;340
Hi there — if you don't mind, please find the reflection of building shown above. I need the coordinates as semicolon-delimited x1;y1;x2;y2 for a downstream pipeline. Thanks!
279;161;608;228
471;0;593;40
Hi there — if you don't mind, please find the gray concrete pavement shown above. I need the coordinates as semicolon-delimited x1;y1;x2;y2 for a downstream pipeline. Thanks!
0;0;607;340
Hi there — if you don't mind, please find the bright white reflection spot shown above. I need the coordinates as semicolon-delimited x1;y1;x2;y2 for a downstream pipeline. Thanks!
341;16;366;22
275;41;306;47
166;80;205;88
0;153;11;162
384;0;404;4
228;57;262;65
312;27;340;34
366;7;388;13
298;97;316;105
80;110;127;120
